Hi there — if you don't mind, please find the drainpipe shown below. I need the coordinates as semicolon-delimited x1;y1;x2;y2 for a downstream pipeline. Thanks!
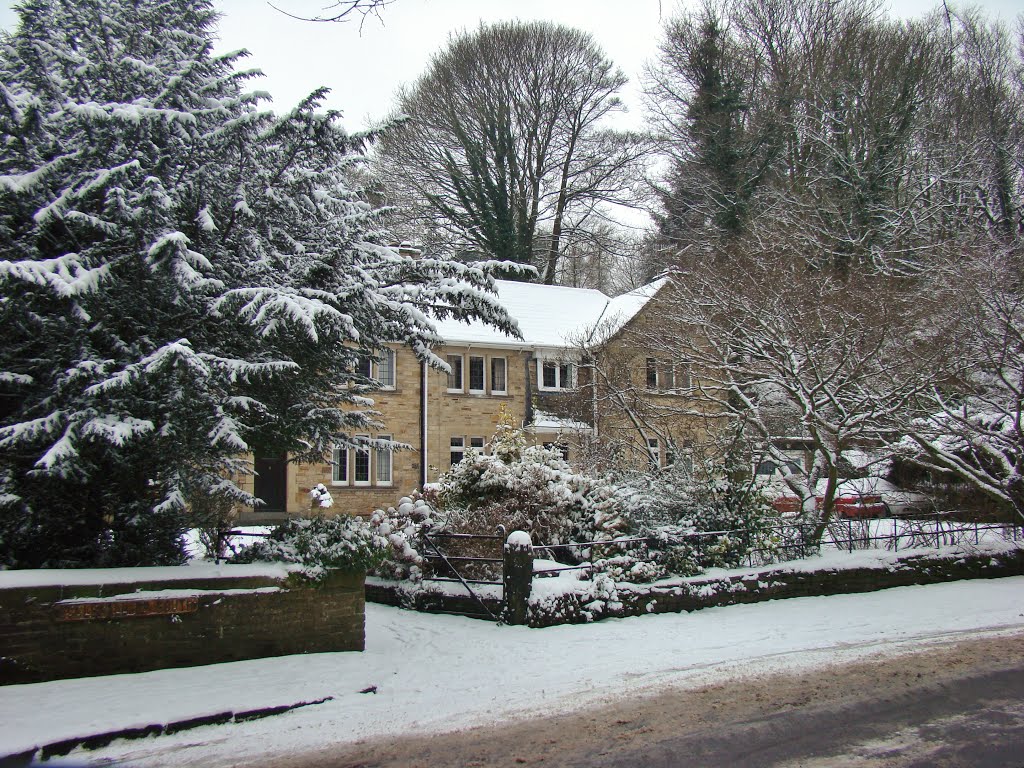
420;359;428;488
524;353;534;429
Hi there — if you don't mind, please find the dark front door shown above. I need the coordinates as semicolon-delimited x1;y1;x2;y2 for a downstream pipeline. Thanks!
253;452;288;515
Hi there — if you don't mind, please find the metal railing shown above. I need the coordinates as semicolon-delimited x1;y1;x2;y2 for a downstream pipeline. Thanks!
530;514;1023;575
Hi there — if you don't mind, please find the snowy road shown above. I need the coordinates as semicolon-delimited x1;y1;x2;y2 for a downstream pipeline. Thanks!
281;632;1024;767
3;576;1024;766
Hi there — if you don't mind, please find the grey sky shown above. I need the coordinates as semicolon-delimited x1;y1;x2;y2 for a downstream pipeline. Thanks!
1;0;1021;133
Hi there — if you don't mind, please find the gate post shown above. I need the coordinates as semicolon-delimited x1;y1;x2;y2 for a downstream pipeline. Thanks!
503;531;534;626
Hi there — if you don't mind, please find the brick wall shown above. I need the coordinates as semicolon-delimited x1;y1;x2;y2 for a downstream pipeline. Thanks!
0;569;364;685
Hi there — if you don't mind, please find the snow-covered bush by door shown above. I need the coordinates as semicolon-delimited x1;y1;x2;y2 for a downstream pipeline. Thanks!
367;494;440;581
436;411;630;547
229;515;384;579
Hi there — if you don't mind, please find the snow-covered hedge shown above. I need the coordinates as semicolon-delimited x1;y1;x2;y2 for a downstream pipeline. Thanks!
617;461;781;576
229;515;384;579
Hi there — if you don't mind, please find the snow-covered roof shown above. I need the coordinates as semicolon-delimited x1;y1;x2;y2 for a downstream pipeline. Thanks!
531;410;594;433
433;278;665;349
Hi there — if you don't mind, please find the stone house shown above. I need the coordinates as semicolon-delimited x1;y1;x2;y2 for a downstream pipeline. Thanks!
239;276;717;522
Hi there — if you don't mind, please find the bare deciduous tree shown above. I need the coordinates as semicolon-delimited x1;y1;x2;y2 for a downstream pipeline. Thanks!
374;21;650;283
621;260;941;544
899;251;1024;522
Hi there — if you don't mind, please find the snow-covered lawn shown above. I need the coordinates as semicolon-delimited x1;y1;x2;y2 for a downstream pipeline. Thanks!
3;576;1024;767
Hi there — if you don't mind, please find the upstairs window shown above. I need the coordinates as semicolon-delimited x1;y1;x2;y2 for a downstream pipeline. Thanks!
645;359;691;392
674;361;692;391
469;436;485;452
468;355;485;394
377;348;396;389
646;358;658;389
491;357;507;394
355;348;395;389
540;359;574;391
446;354;463;392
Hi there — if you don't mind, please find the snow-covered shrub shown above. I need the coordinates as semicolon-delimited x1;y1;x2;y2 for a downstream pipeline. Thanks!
437;413;630;547
623;461;779;575
309;484;335;509
368;494;440;581
229;515;384;579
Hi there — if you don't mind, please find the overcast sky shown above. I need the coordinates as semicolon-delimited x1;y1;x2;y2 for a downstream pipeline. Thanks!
1;0;1021;132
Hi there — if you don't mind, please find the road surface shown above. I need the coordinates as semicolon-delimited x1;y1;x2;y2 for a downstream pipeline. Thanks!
283;631;1024;768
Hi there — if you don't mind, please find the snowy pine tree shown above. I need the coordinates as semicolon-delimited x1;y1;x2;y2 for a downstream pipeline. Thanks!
0;0;519;567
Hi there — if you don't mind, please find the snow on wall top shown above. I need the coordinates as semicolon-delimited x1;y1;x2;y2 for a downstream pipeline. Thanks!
433;278;666;349
0;561;297;589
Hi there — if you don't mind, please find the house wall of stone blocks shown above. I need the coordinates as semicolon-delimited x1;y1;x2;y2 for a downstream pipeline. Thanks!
236;278;725;523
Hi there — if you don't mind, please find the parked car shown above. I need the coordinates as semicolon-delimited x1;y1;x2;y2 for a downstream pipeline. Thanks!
769;478;934;518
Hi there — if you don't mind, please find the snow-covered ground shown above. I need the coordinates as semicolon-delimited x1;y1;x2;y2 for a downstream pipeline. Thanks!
3;576;1024;767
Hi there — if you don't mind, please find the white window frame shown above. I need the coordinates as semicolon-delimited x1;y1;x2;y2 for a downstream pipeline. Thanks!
469;436;485;453
331;446;348;485
353;435;371;486
376;348;396;389
450;436;465;468
446;354;464;393
490;356;507;395
538;358;575;391
468;355;485;394
375;434;393;485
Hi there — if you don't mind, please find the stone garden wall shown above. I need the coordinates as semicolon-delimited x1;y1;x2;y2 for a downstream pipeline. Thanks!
0;565;364;685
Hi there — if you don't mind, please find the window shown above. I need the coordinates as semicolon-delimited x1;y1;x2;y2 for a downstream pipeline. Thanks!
446;354;463;392
354;348;395;388
663;363;676;390
644;359;691;392
377;348;396;389
355;353;373;380
353;436;370;485
491;357;507;394
539;359;574;391
646;358;658;389
332;446;348;484
375;435;392;485
670;361;692;391
647;437;661;470
667;441;693;474
450;436;465;467
469;436;485;452
468;355;485;393
332;435;392;488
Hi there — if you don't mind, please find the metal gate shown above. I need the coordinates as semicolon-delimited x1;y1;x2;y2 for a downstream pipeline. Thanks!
420;526;506;621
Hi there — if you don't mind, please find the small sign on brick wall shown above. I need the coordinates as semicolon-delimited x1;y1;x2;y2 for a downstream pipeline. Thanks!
55;596;199;622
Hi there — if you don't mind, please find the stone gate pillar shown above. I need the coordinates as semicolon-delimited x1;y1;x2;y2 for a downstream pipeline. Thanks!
503;530;534;625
